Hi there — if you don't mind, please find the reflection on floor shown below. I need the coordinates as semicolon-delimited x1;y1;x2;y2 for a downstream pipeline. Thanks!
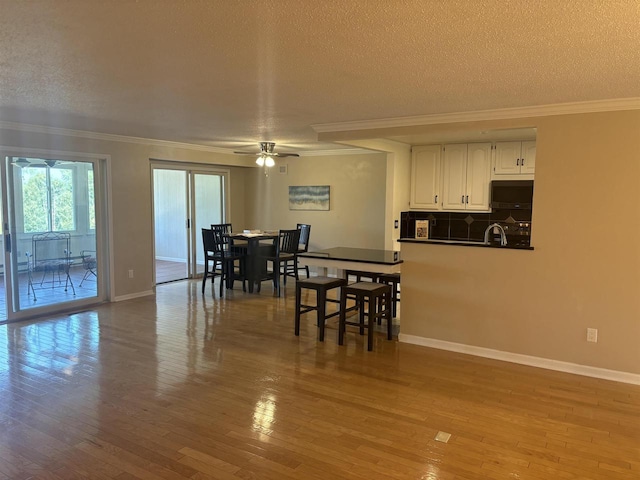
0;279;637;479
155;259;188;284
0;266;98;321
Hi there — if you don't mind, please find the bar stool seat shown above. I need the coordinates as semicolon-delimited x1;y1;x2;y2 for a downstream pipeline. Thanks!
295;276;348;341
339;281;392;351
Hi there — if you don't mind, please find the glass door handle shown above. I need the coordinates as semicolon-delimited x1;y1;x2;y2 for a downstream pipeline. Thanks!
4;233;10;253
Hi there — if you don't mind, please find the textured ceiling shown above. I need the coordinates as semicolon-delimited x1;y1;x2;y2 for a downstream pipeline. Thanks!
0;0;638;153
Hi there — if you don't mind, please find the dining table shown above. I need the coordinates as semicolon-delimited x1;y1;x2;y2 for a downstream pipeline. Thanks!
227;232;278;293
297;247;402;277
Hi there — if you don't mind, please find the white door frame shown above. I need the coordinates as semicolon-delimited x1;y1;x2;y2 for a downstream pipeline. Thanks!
0;146;112;323
150;160;230;284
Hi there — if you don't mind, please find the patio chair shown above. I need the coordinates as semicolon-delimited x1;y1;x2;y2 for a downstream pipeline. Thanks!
26;232;76;301
79;250;97;287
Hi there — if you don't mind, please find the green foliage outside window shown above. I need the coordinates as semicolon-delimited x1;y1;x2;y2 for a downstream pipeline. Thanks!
51;169;74;231
88;170;95;230
22;168;75;233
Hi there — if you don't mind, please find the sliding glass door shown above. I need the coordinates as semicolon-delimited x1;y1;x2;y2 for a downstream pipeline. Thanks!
152;165;227;284
1;155;104;323
192;172;224;277
153;169;189;283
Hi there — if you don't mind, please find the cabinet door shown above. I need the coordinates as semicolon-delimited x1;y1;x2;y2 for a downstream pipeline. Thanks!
410;145;441;209
521;141;536;174
494;141;521;174
441;144;467;210
465;143;492;211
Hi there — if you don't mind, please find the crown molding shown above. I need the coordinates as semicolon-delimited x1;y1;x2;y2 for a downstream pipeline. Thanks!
0;120;375;157
312;97;640;133
0;121;233;154
300;147;371;157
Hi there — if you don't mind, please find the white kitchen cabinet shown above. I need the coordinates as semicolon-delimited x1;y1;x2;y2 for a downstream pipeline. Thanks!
520;141;536;174
494;141;536;175
442;143;492;211
410;145;442;210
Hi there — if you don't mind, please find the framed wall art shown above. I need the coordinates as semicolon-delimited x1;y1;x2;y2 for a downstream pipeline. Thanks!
289;185;330;211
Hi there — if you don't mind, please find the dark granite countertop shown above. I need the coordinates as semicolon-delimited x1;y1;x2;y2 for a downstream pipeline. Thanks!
398;238;534;250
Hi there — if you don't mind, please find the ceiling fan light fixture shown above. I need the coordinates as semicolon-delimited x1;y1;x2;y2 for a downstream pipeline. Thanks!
13;157;30;168
264;155;275;167
256;155;265;167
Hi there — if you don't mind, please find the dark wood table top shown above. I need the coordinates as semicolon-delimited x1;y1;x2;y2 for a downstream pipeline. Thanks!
228;232;278;240
299;247;402;265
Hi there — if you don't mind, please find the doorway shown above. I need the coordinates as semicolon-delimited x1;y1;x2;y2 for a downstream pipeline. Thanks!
152;165;227;284
0;154;107;323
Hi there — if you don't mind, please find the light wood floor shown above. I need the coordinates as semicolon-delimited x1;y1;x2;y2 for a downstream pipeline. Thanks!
155;260;188;284
0;279;638;479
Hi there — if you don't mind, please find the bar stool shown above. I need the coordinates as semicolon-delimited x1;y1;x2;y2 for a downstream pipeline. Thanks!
377;273;400;318
295;276;348;341
339;282;392;351
344;269;380;283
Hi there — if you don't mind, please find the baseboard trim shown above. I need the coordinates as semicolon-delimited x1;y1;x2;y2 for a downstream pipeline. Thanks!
113;290;155;302
398;334;640;386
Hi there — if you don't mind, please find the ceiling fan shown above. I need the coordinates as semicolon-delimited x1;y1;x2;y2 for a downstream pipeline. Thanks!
11;157;69;168
234;142;299;167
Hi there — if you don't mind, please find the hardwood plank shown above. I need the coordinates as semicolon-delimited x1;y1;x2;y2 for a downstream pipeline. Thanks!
0;279;638;479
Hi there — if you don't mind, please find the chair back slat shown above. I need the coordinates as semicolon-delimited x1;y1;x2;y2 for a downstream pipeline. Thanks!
211;229;228;255
211;224;233;250
211;223;232;234
279;229;301;255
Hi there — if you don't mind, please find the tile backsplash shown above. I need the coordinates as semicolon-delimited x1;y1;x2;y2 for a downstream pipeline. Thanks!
401;209;532;246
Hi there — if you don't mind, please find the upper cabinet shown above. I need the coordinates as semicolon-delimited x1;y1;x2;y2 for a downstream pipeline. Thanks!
410;139;535;211
410;145;442;210
442;143;492;211
494;141;536;176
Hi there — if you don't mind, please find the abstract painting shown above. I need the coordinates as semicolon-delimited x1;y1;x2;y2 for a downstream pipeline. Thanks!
289;185;330;211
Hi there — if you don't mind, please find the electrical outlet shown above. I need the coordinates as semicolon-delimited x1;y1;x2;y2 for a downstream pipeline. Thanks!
586;328;598;343
128;269;134;279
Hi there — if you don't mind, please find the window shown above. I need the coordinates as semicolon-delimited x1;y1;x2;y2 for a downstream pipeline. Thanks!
22;167;75;233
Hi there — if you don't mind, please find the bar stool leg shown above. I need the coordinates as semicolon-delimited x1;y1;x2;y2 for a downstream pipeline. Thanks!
386;290;393;340
359;296;365;335
318;288;327;342
338;289;347;345
367;294;375;351
294;283;302;336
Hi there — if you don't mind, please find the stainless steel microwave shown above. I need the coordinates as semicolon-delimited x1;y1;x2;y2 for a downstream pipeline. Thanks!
490;180;534;209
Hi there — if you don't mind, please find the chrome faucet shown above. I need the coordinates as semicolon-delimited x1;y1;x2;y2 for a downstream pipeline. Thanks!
484;223;507;246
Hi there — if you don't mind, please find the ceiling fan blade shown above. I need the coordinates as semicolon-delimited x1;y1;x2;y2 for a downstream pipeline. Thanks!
234;142;299;158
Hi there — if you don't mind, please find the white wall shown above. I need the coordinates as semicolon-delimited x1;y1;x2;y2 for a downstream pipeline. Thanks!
244;152;388;255
399;111;640;377
0;125;251;298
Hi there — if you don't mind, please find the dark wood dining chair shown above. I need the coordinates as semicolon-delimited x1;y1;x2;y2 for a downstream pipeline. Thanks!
201;228;221;294
213;223;248;256
265;229;301;296
211;228;246;297
296;223;311;279
284;223;311;281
